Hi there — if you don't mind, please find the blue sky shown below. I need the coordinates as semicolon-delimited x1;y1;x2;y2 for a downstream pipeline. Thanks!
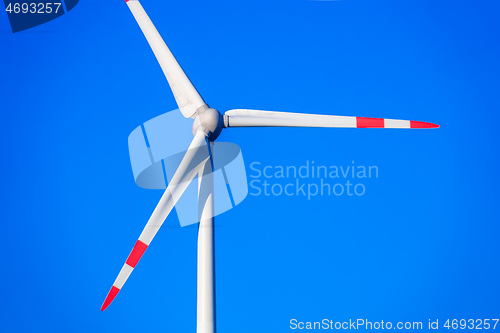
1;0;499;332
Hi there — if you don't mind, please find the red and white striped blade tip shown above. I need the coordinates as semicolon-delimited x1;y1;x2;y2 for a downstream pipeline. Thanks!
101;240;149;311
355;117;439;128
409;121;440;128
101;286;120;311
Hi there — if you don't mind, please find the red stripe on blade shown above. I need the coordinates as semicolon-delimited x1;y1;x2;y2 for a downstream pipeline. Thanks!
356;117;384;128
101;286;120;311
125;240;148;268
410;121;439;128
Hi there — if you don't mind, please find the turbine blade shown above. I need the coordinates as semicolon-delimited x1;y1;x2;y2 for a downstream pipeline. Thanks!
101;132;209;311
224;109;439;129
126;0;208;118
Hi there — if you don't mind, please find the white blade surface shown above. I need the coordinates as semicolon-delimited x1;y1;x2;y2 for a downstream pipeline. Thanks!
224;109;439;129
101;132;209;311
127;0;207;118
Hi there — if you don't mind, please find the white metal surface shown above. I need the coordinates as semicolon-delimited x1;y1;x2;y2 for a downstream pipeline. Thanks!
113;264;133;290
383;119;411;128
225;109;356;127
224;109;438;129
127;0;207;118
197;142;215;333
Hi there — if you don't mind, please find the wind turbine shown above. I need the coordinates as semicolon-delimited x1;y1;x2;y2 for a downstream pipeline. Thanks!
102;1;439;332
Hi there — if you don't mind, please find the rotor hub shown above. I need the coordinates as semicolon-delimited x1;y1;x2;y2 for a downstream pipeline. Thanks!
192;106;223;141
